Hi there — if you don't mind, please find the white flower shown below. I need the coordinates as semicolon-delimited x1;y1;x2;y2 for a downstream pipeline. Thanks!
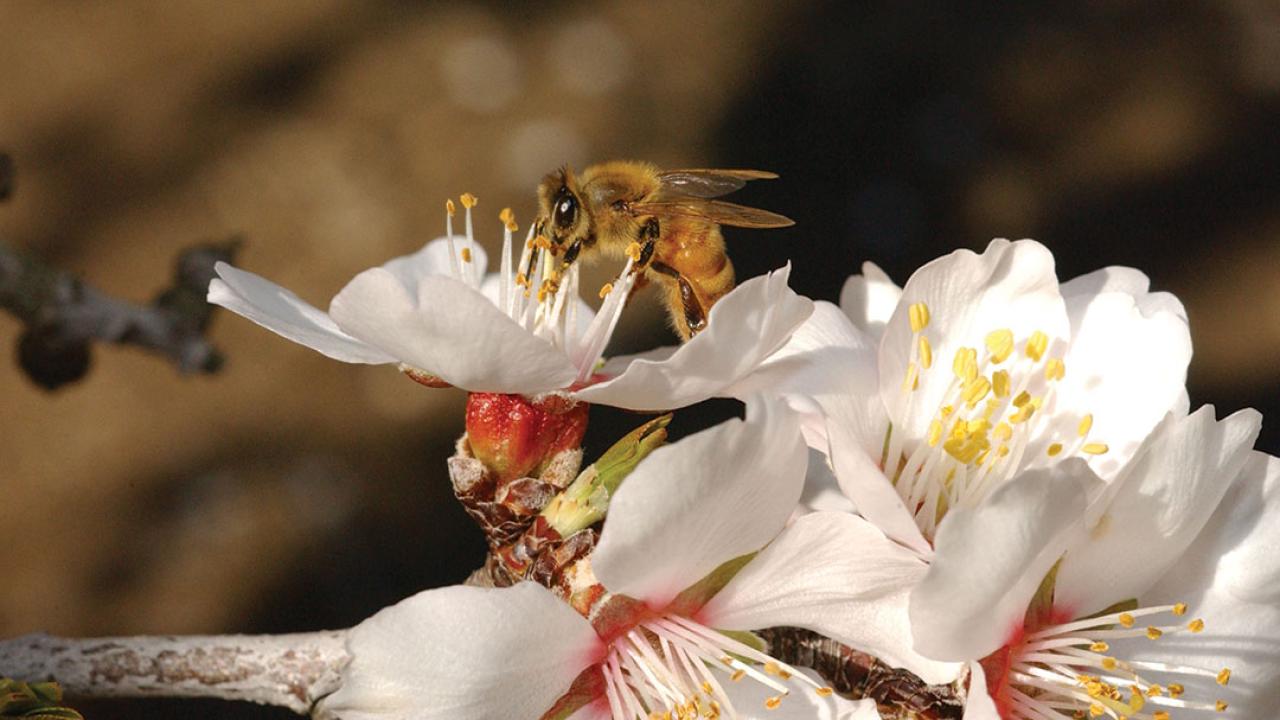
750;238;1193;554
208;198;812;407
318;398;954;720
909;404;1265;720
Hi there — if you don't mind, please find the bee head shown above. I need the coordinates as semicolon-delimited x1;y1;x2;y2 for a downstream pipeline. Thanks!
536;166;590;250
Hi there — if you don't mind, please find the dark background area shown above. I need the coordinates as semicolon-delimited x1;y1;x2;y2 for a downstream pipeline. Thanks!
1;2;1276;717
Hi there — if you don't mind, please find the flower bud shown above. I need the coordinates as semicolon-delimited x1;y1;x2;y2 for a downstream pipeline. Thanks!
465;392;588;482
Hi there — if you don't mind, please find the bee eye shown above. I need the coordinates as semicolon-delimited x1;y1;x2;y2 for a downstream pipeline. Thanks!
554;195;578;229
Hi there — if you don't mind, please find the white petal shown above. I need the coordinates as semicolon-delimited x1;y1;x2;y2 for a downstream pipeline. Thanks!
960;662;1001;720
909;465;1090;661
704;512;961;685
329;269;579;394
1054;406;1261;616
839;261;902;340
1111;451;1280;718
879;239;1070;443
319;583;598;720
592;397;807;609
826;412;930;555
726;668;881;720
574;266;814;410
728;301;880;410
1060;265;1188;320
208;263;394;364
797;448;857;516
1059;265;1150;299
1027;290;1192;481
380;237;489;294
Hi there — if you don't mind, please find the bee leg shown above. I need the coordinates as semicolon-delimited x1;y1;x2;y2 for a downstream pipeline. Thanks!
560;238;583;270
650;261;707;339
634;218;660;270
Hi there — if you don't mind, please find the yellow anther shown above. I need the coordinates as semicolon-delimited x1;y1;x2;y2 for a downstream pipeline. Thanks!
764;662;783;677
1089;703;1105;717
599;282;614;299
1119;613;1135;628
815;688;833;698
1089;641;1109;653
730;669;746;682
928;419;944;447
953;347;979;382
626;241;643;261
1147;684;1164;697
918;335;933;369
1173;602;1188;616
1102;657;1118;670
983;398;1002;420
1010;399;1040;424
535;235;553;250
1217;668;1231;686
994;422;1013;441
941;405;955;417
963;377;992;406
499;207;514;223
1188;618;1205;633
1216;700;1228;712
966;418;990;434
1153;712;1170;720
461;247;473;263
1045;358;1066;381
764;696;783;710
1082;443;1110;455
446;198;456;216
998;444;1010;457
1146;626;1163;640
992;370;1010;398
985;329;1015;363
1078;413;1094;437
515;272;529;287
1167;683;1184;698
902;362;920;393
702;681;714;694
460;192;478;209
909;302;931;332
1025;330;1049;361
1013;391;1032;408
1048;443;1064;457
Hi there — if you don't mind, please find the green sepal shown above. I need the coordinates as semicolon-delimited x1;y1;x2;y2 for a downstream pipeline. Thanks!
542;414;671;536
0;679;83;720
1024;558;1062;627
1084;598;1139;622
717;629;767;654
666;552;756;619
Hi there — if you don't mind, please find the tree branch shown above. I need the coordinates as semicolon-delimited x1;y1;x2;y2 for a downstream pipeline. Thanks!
0;631;349;716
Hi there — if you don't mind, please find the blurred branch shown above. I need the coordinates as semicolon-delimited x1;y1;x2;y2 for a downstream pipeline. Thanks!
0;152;239;389
0;632;349;716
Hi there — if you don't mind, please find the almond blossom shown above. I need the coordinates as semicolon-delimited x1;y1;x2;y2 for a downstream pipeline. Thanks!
749;238;1193;555
208;196;811;407
317;398;956;720
909;404;1268;720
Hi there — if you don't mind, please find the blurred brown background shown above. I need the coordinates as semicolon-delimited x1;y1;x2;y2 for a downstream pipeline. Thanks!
0;2;1277;717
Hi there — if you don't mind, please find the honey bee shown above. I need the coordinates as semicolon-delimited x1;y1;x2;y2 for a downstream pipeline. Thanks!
533;161;793;340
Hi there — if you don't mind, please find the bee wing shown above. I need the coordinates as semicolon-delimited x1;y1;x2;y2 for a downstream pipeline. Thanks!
655;168;779;199
633;199;795;228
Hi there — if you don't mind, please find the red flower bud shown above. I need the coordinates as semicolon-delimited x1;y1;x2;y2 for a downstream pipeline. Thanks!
465;392;588;482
